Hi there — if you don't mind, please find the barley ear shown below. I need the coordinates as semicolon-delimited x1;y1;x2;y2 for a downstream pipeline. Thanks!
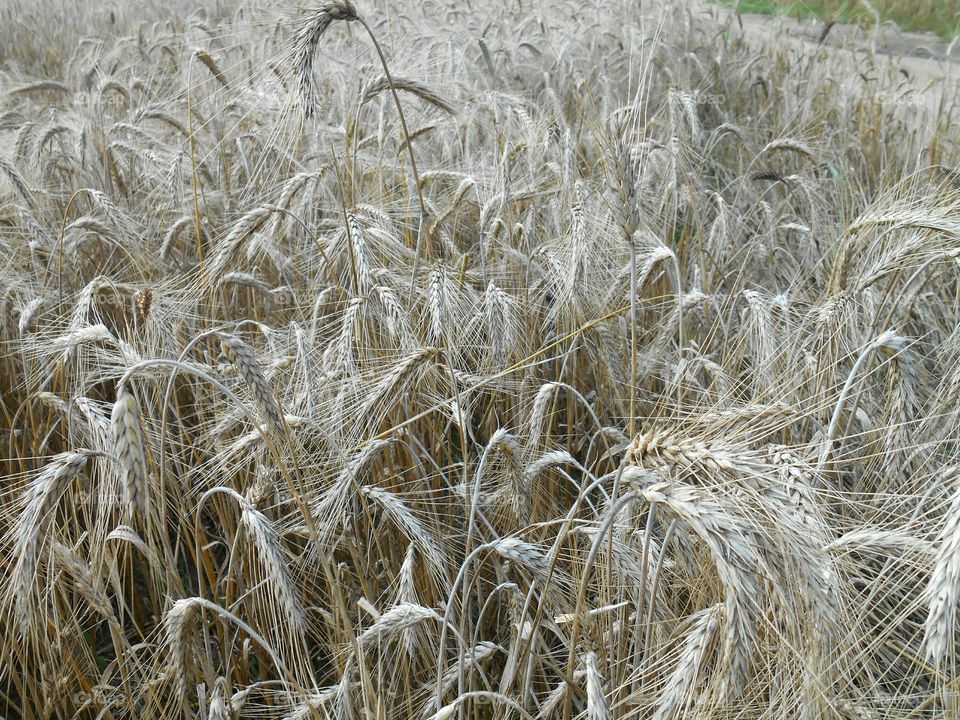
111;383;149;519
292;2;359;117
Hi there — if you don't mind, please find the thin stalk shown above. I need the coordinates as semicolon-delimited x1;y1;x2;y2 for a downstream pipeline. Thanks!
562;491;639;720
640;518;677;673
816;329;895;475
629;236;638;437
186;67;205;276
354;17;431;272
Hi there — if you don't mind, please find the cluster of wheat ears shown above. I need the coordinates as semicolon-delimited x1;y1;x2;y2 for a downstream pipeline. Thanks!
1;0;960;717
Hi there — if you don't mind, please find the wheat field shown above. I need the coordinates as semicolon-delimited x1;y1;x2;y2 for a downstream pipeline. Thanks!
1;0;960;717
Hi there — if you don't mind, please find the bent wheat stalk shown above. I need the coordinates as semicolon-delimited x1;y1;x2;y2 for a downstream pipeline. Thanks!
293;2;430;265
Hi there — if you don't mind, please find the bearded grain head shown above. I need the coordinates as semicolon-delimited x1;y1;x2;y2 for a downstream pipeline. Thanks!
292;2;359;117
110;385;148;519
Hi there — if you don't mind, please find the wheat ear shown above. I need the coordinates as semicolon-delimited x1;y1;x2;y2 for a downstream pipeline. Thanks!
111;383;148;518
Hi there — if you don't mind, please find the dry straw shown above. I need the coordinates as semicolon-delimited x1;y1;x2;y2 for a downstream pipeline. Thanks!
3;0;960;717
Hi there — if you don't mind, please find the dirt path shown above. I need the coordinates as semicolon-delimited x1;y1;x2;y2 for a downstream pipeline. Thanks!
691;2;959;127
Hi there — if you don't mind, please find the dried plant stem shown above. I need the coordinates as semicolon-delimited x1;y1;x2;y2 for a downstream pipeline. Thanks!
563;491;639;720
429;691;536;720
352;17;431;269
629;236;638;437
186;70;204;275
816;329;896;474
121;358;314;536
641;518;677;671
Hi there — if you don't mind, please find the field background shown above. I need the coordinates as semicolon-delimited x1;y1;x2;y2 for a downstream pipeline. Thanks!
1;0;960;718
720;0;960;38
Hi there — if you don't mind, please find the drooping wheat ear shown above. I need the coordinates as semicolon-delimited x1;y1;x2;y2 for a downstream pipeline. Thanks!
706;191;730;257
135;107;190;137
8;80;71;97
629;244;676;294
668;88;700;142
426;641;501;710
36;123;70;161
489;536;550;582
358;602;443;648
35;391;68;414
568;181;589;292
16;204;50;251
359;347;439;423
205;205;275;282
741;289;776;390
63;216;115;258
639;482;760;701
323;296;363;371
924;468;960;664
626;426;762;478
538;675;582;720
14;122;37;168
372;284;414;347
274;172;318;218
0;154;34;207
111;383;149;518
10;450;95;633
482;429;528;526
237;494;307;637
218;333;285;435
311;439;395;545
397;544;420;656
88;188;135;240
17;296;44;335
207;677;229;720
194;49;229;89
219;271;273;296
652;604;721;720
360;75;456;115
525;450;580;486
160;215;193;261
52;542;113;621
292;2;359;117
482;281;518;370
164;598;199;708
106;525;168;591
759;137;817;162
817;329;899;473
166;597;284;706
584;651;612;720
63;280;103;332
98;79;130;106
229;276;288;314
879;345;918;484
305;0;434;266
528;382;560;450
360;485;447;578
285;686;341;720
